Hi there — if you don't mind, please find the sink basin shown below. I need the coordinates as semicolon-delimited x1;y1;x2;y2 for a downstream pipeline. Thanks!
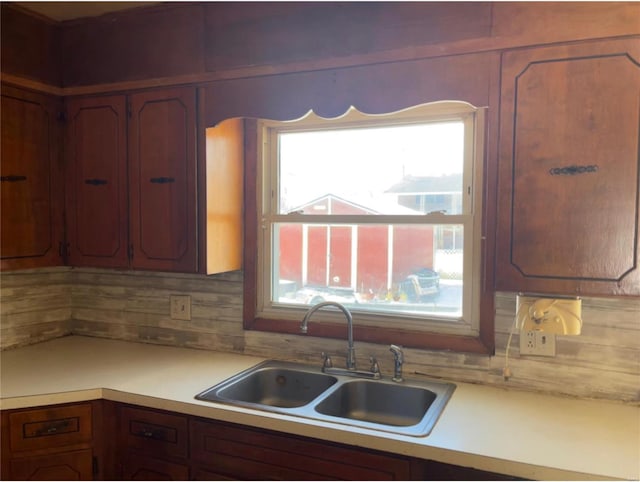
196;361;338;408
314;380;436;426
196;360;455;437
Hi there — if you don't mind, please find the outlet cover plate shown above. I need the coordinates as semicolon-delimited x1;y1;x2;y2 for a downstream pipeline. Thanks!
520;330;556;357
170;295;191;320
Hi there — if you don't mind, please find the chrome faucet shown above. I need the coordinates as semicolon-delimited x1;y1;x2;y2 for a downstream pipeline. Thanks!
300;301;356;369
389;344;404;382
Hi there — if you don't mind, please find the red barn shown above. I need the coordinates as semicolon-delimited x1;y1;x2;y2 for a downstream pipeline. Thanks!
278;194;434;299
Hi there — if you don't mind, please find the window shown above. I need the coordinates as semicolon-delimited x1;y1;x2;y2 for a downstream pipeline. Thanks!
245;102;490;352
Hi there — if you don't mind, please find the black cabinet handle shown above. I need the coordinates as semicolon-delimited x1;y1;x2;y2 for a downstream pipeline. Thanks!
34;420;71;436
134;427;165;441
150;177;175;184
85;179;108;186
549;165;598;176
1;175;27;182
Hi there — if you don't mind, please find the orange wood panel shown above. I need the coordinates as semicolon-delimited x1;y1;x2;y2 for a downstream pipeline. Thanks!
205;118;244;274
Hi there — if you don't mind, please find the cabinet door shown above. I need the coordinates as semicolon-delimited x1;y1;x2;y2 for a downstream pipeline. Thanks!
0;85;63;270
121;453;189;481
10;449;93;481
66;95;129;268
128;87;198;272
496;38;640;296
190;418;412;480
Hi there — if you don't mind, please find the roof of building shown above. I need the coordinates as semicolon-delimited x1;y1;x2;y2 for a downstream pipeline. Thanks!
385;173;463;194
292;193;421;215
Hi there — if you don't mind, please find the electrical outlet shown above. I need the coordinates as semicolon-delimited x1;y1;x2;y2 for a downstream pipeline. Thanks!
170;295;191;320
520;330;556;357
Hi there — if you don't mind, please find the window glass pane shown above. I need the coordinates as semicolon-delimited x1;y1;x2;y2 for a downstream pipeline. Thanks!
273;223;463;318
278;122;465;215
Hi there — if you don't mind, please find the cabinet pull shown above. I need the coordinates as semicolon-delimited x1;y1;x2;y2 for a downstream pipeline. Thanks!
1;175;27;182
34;420;71;436
150;177;175;184
549;165;598;176
85;178;108;186
135;427;165;441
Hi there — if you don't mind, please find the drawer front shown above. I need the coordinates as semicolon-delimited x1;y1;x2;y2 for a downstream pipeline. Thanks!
120;406;188;459
9;404;93;453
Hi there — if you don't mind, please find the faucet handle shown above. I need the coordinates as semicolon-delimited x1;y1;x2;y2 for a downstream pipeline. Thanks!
369;356;380;375
321;352;333;369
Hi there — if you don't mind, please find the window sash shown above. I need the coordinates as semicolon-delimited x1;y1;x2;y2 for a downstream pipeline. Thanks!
255;103;484;340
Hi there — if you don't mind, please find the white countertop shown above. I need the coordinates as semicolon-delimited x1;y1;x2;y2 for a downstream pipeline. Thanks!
1;336;638;480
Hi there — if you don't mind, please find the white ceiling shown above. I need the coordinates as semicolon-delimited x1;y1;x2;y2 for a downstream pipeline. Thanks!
14;2;159;21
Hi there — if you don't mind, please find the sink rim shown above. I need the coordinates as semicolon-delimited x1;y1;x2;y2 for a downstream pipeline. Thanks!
195;360;339;410
195;359;456;437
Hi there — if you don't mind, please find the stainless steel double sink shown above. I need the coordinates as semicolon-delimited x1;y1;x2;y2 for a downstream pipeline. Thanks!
195;360;455;437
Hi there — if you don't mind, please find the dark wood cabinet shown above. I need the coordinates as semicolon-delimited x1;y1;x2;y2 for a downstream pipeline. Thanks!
65;87;199;272
0;85;64;270
2;400;519;481
65;95;129;268
1;403;94;481
117;404;189;480
128;87;198;272
496;37;640;296
190;417;414;480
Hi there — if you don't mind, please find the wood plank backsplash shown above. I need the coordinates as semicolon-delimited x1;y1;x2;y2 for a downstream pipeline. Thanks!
0;268;72;348
1;267;638;403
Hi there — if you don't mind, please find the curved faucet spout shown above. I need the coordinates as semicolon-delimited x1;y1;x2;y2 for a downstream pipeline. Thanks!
300;301;356;370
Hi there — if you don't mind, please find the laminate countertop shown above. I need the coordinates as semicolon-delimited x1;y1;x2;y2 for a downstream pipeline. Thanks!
1;336;638;480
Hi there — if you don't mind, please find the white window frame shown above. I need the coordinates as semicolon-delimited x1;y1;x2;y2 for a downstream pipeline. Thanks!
255;101;485;337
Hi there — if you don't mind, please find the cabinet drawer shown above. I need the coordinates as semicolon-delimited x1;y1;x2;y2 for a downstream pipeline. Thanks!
9;404;92;453
119;405;188;459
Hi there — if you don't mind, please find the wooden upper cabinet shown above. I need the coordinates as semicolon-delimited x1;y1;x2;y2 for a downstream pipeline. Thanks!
496;38;640;296
128;87;198;272
1;85;63;270
65;95;128;268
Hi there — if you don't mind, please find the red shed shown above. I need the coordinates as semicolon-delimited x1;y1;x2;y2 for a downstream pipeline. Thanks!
278;194;434;298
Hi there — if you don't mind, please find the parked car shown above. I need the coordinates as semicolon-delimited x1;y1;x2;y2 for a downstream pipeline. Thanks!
400;268;440;302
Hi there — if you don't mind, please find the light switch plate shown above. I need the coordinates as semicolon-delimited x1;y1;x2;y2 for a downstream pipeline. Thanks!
170;295;191;320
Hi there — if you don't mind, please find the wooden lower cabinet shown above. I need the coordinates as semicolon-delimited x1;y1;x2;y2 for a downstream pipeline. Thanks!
117;404;189;480
2;401;520;480
1;402;96;481
121;453;189;481
9;450;94;481
190;418;414;480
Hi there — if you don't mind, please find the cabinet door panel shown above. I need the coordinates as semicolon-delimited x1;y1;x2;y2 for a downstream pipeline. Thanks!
10;449;93;481
121;453;188;481
66;95;128;267
129;87;197;272
1;85;63;270
496;38;640;295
